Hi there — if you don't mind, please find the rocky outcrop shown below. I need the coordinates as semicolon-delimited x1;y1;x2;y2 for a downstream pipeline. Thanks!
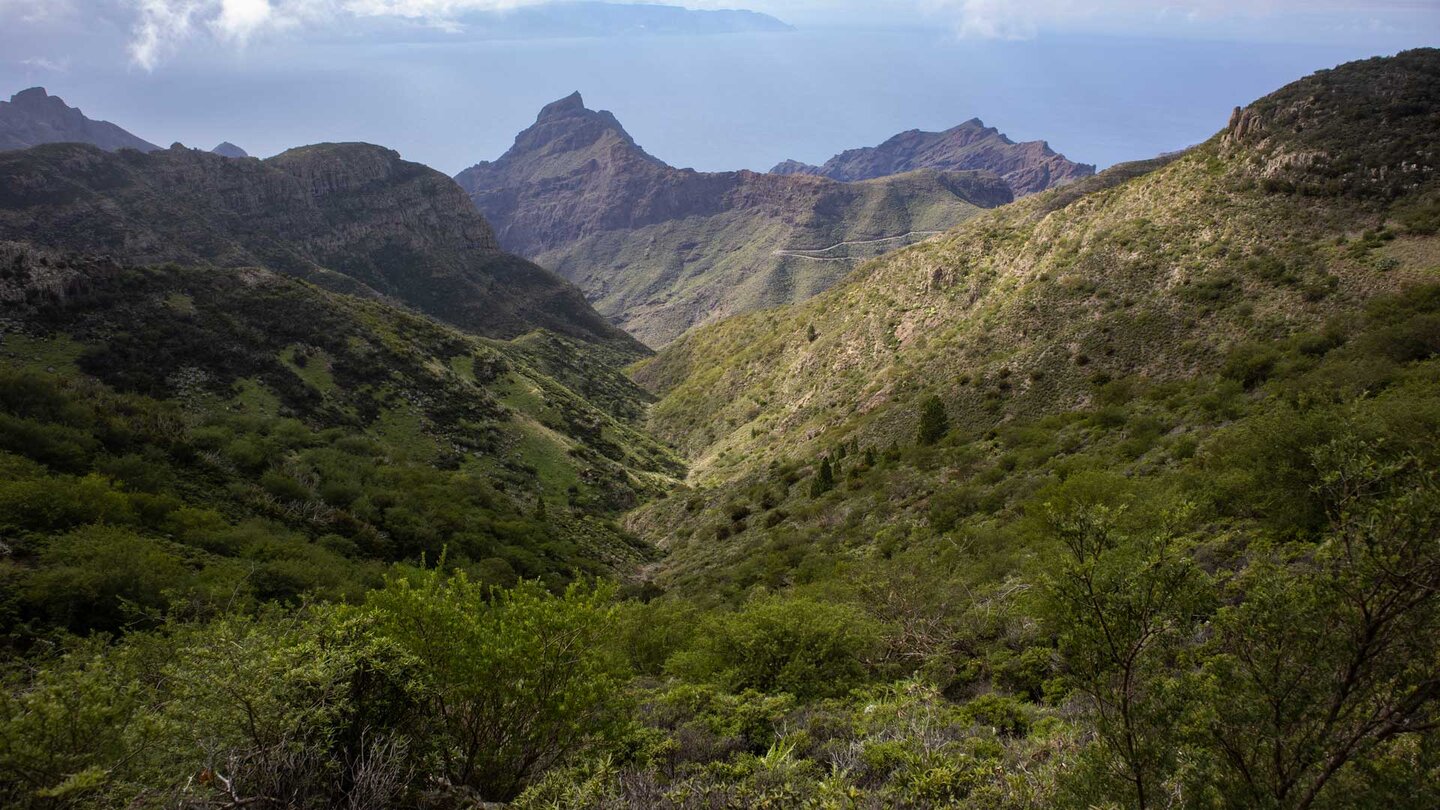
0;141;639;351
212;142;249;158
456;93;1013;345
0;87;160;153
771;118;1094;197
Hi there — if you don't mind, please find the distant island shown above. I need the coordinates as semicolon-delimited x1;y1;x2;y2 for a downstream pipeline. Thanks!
385;2;793;41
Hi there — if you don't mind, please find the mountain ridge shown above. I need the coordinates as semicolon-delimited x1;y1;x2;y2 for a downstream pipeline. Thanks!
456;93;1015;345
633;48;1440;480
0;140;642;353
771;117;1095;196
0;87;160;154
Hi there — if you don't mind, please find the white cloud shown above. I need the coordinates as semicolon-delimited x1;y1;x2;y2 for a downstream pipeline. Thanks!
129;0;205;70
117;0;562;68
214;0;274;41
921;0;1438;40
0;0;80;23
21;56;71;72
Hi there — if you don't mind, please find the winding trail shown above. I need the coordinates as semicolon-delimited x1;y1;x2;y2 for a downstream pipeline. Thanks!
773;230;945;261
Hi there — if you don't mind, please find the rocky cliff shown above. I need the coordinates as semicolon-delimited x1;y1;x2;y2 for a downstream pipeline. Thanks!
771;118;1094;196
456;93;1013;345
0;141;640;351
0;87;160;154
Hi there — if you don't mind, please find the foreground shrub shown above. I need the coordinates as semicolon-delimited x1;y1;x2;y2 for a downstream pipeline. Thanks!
364;568;629;802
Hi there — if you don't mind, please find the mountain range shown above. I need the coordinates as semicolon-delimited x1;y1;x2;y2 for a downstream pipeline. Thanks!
456;93;1062;345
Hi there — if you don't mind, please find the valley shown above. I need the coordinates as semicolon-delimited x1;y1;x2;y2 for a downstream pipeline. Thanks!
0;38;1437;810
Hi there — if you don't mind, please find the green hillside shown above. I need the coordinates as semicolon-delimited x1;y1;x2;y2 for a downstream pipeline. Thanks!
0;244;681;617
2;50;1439;810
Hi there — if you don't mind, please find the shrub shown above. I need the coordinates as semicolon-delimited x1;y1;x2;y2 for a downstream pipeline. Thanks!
669;595;881;699
363;569;629;801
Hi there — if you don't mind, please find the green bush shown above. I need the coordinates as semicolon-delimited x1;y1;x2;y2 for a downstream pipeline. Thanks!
363;569;630;801
669;595;881;699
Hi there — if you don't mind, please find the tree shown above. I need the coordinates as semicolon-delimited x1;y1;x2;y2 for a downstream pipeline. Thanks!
809;457;835;497
364;570;629;801
916;395;950;445
1191;436;1440;809
1042;497;1209;810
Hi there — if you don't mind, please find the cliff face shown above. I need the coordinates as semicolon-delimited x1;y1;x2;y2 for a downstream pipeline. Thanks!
771;118;1095;196
0;87;161;154
456;94;1013;346
0;141;641;351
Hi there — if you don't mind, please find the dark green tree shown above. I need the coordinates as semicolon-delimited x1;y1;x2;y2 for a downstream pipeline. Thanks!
916;395;950;445
810;457;835;497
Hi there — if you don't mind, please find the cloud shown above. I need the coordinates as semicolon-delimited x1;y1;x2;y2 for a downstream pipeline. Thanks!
919;0;1439;39
0;0;80;24
116;0;569;68
21;56;71;72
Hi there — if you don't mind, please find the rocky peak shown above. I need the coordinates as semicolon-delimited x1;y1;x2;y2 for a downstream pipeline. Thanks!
212;141;249;159
506;92;645;160
769;116;1092;196
0;87;160;153
11;87;58;108
539;91;588;119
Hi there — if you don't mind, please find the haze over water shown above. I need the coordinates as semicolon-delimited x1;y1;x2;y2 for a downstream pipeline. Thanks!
1;20;1432;175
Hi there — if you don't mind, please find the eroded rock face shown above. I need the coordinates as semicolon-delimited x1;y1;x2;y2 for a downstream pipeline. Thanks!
0;141;639;350
455;93;1014;345
0;87;161;154
771;118;1095;197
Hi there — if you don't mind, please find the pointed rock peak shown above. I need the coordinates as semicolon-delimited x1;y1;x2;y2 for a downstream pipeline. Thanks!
212;141;249;158
539;91;587;119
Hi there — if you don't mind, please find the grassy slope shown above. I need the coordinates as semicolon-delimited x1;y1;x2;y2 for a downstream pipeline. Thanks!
0;246;684;587
629;49;1440;587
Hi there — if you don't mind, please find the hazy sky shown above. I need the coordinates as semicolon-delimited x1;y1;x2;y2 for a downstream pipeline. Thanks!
1;1;1436;175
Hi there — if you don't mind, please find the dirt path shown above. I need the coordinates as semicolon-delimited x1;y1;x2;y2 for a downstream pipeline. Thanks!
773;230;944;260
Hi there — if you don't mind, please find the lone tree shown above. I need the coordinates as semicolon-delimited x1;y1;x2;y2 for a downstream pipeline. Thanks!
810;457;835;497
917;395;949;445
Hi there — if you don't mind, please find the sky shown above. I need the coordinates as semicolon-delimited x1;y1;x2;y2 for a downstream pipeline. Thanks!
0;1;1436;175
